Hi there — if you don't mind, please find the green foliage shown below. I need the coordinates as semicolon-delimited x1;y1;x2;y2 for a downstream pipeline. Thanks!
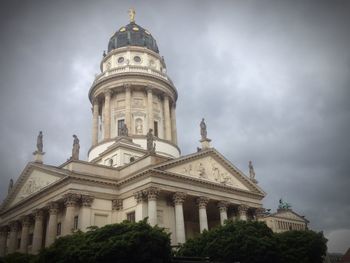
177;220;327;263
177;220;279;263
1;252;35;263
276;230;327;263
34;219;171;263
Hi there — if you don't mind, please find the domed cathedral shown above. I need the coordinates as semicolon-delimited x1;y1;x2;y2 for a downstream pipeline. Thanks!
0;9;266;256
89;10;180;164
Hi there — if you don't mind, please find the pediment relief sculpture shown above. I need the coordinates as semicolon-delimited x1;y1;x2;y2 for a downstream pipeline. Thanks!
166;157;249;191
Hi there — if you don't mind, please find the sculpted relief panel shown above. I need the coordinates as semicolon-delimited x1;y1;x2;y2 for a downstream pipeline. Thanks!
10;170;61;206
166;157;249;191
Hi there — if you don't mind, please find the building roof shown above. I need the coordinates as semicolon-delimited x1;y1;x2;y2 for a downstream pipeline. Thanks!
108;22;159;53
340;248;350;263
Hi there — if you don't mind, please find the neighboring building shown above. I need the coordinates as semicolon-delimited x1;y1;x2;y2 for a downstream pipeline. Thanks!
260;199;309;233
340;248;350;263
0;11;266;256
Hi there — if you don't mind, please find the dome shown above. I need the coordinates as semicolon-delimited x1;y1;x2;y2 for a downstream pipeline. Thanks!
108;22;159;53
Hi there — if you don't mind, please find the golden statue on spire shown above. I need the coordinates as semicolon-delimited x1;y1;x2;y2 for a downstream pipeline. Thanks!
128;8;135;23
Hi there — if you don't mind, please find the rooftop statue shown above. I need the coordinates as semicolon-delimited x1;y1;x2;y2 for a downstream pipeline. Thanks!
279;198;292;210
36;131;43;153
249;160;255;180
8;179;13;194
128;8;135;23
72;134;80;160
200;118;207;140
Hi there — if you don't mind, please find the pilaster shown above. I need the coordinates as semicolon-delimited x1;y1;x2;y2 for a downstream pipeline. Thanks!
103;90;111;139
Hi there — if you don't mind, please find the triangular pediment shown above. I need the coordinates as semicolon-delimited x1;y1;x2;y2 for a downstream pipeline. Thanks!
3;163;67;209
273;209;308;222
153;148;265;195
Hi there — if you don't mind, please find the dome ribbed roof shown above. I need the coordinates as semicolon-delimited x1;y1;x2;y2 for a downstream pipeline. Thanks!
108;22;159;53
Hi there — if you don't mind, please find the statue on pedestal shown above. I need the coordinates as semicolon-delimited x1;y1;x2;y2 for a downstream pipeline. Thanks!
249;160;255;180
72;135;80;160
36;131;43;153
278;198;292;210
120;123;129;137
200;118;207;140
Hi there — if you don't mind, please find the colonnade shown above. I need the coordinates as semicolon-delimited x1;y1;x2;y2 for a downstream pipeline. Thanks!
0;193;94;256
91;86;177;146
133;187;260;244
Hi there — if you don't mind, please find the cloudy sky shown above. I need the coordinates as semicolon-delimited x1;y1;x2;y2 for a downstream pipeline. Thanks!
0;0;349;253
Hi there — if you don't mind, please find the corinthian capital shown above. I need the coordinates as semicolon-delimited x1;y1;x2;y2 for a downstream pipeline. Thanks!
238;204;249;213
197;196;209;209
112;199;123;210
63;193;80;207
81;195;94;207
134;191;144;204
143;187;160;201
173;192;186;205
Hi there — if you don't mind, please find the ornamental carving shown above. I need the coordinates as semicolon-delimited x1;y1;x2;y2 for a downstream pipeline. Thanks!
20;178;52;199
9;221;19;232
173;192;186;205
47;202;60;214
143;187;160;201
197;196;209;209
63;193;80;207
81;195;94;207
218;201;229;212
20;215;32;227
33;209;45;220
134;191;144;203
112;199;123;210
132;98;144;108
238;204;249;214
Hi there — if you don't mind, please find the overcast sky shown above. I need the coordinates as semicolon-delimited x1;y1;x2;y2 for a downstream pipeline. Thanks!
0;0;349;254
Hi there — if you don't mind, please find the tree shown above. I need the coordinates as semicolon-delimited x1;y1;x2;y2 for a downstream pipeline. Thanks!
276;230;327;263
177;220;280;263
35;219;171;263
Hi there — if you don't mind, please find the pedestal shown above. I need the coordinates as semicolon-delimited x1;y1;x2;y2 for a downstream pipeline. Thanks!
199;138;211;150
33;151;45;164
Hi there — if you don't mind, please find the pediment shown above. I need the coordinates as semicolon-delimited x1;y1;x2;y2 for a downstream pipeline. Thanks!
274;210;307;222
3;163;67;209
154;149;265;195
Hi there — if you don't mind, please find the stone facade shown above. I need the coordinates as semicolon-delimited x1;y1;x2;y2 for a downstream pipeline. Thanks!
0;16;267;255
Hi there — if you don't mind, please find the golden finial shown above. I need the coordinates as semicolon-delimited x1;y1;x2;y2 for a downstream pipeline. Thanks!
128;8;135;23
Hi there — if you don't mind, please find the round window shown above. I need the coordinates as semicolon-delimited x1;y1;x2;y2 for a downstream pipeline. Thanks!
134;56;141;63
117;57;124;63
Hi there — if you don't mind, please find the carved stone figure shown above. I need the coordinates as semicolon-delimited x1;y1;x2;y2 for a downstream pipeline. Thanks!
249;160;255;180
72;135;80;160
36;131;43;153
146;129;155;152
8;179;13;194
200;118;207;139
128;7;135;22
278;198;292;210
198;163;206;178
120;123;129;136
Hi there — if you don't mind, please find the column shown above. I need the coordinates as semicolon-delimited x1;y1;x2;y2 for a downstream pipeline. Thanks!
80;195;94;231
63;193;80;236
112;199;123;223
8;221;19;254
147;87;153;131
32;209;44;254
0;226;9;257
46;202;59;247
218;201;229;226
92;98;99;146
19;216;31;253
163;95;172;141
197;197;209;233
255;208;266;221
143;187;160;226
170;102;178;144
103;90;111;139
125;85;132;130
173;192;186;244
134;191;144;222
238;205;249;221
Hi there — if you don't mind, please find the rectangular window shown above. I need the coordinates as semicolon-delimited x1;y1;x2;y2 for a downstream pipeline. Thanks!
154;121;158;137
73;216;79;230
118;119;125;136
126;211;135;223
57;222;61;236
